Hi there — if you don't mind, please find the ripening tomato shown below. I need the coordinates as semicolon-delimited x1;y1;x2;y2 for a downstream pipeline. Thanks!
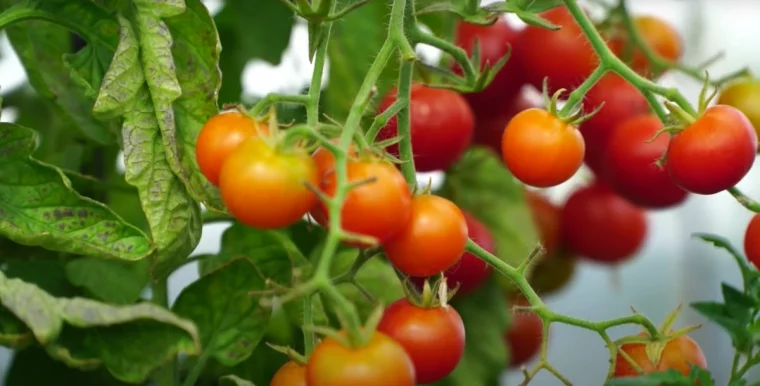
219;139;318;229
666;105;758;195
195;111;269;186
384;195;468;277
613;333;707;378
505;295;543;367
502;108;585;187
561;183;647;263
525;191;562;257
603;115;689;209
311;143;358;178
443;212;495;295
376;84;475;172
313;160;412;245
717;78;760;144
515;6;597;95
608;16;683;77
377;299;465;384
743;214;760;269
473;93;538;155
528;252;577;297
306;331;415;386
454;17;524;118
271;360;306;386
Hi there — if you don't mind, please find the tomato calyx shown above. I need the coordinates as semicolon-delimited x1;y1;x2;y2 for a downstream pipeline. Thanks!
303;304;387;350
402;276;457;309
266;342;308;366
540;79;604;128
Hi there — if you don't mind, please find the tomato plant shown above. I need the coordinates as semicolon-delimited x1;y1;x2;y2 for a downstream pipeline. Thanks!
504;295;543;368
717;77;760;143
608;16;683;77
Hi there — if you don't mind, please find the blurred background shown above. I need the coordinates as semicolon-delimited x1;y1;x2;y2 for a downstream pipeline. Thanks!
1;0;760;384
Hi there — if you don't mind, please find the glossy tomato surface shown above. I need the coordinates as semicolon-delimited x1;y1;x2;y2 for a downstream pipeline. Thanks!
473;93;538;155
377;299;466;384
717;78;760;143
561;183;647;263
666;105;758;195
608;16;683;77
744;214;760;269
376;84;475;172
502;108;585;188
219;139;318;229
306;331;415;386
613;333;707;378
505;296;543;367
443;212;495;295
270;360;306;386
603;114;688;209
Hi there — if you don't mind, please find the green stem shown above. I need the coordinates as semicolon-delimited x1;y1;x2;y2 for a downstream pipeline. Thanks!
150;279;176;386
728;186;760;213
559;65;608;116
306;17;334;126
395;60;417;188
181;352;209;386
365;100;405;143
411;27;477;82
302;293;316;356
250;93;310;117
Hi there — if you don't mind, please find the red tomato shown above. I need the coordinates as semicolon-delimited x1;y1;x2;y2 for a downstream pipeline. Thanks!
743;214;760;269
502;108;585;187
376;84;475;172
473;93;538;155
603;115;689;209
525;191;562;257
219;139;318;229
561;183;647;263
195;111;268;186
313;160;412;245
613;333;707;378
306;331;415;386
717;78;760;145
377;299;466;384
608;16;683;77
515;6;598;95
443;212;495;295
666;105;758;195
454;17;524;118
505;295;543;367
271;360;306;386
384;195;468;277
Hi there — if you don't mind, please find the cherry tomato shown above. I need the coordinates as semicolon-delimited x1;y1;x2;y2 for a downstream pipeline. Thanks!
561;183;647;264
666;105;758;195
443;212;495;295
603;114;689;209
473;93;538;155
454;17;524;118
384;195;468;277
528;252;577;297
608;16;683;77
219;139;318;229
313;160;412;245
613;333;707;378
195;111;268;186
377;299;465;384
270;360;306;386
311;143;358;177
306;331;415;386
717;78;760;144
515;6;598;95
502;108;585;188
376;84;475;172
505;295;543;368
743;214;760;269
525;191;562;257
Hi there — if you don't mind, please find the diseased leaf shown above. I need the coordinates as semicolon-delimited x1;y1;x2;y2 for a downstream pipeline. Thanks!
220;374;257;386
65;258;150;304
0;123;152;260
0;270;200;382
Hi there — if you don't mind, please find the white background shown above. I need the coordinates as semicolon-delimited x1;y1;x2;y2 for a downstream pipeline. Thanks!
2;0;760;385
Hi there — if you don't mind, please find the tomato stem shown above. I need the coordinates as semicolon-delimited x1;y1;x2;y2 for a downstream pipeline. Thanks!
728;187;760;213
395;60;418;189
559;65;608;117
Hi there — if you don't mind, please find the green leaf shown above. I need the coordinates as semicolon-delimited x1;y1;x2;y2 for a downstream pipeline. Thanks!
0;123;153;260
214;0;294;104
439;147;539;288
173;258;270;367
4;257;80;298
93;15;202;277
331;249;404;320
6;347;131;386
0;270;200;383
693;233;758;289
65;258;150;304
0;0;120;145
220;374;257;386
433;280;510;386
0;309;33;348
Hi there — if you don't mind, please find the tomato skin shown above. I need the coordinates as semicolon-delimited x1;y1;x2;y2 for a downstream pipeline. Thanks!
505;296;543;367
306;331;415;386
313;160;412;245
376;84;475;172
743;214;760;269
666;105;758;195
454;17;524;118
561;183;647;263
613;333;707;378
195;111;268;186
603;115;689;209
377;299;466;384
515;6;597;95
502;108;585;188
608;16;683;77
473;93;538;156
384;195;468;277
525;191;562;257
271;361;307;386
219;139;318;229
717;78;760;144
443;212;494;295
